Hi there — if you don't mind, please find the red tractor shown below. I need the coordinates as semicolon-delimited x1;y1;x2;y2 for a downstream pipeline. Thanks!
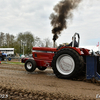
21;33;100;80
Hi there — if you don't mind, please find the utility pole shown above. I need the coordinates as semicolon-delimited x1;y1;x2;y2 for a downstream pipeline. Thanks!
21;40;26;55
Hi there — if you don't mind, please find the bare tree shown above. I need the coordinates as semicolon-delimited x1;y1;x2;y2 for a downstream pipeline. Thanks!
5;33;10;47
43;38;53;47
34;37;53;47
34;36;44;47
9;35;15;47
0;32;5;47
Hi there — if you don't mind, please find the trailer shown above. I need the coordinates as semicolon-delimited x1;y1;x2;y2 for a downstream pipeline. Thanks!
21;33;100;80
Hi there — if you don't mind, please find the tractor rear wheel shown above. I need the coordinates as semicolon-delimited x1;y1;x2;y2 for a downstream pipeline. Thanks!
25;59;36;72
37;66;47;71
52;48;84;79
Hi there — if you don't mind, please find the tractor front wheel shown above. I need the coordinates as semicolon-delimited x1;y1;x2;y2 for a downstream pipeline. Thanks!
25;59;36;72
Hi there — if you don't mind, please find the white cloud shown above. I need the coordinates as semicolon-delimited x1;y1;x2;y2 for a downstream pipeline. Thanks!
0;0;100;48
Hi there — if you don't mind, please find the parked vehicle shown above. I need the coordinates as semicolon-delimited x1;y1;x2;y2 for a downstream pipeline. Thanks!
0;52;12;61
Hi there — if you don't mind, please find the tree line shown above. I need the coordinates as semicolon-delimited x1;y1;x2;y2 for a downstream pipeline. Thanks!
0;31;54;55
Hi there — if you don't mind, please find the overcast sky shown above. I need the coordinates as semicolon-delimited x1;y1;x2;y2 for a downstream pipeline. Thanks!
0;0;100;50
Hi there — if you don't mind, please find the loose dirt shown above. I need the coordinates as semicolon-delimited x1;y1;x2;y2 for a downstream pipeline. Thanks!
0;63;100;100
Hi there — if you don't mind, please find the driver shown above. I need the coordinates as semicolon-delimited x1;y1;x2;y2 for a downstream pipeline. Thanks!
66;37;78;47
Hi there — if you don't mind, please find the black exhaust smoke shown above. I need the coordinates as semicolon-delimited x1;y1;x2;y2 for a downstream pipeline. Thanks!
50;0;82;46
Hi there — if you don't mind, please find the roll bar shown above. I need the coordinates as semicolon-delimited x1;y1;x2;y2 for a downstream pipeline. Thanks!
72;33;80;47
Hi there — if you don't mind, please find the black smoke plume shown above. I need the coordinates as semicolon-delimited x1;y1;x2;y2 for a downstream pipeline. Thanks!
50;0;82;43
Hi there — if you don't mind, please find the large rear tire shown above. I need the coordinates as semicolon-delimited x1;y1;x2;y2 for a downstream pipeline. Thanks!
52;48;84;79
25;59;36;72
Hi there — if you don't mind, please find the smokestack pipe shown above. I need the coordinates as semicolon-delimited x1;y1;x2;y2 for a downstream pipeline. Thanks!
53;41;55;48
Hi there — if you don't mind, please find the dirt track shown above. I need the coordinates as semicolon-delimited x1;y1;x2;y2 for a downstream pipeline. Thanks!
0;63;100;100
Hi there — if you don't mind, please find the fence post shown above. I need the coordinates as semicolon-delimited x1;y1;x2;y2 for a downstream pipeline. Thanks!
5;57;7;63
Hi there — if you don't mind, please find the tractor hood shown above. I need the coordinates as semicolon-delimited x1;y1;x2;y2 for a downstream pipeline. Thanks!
32;47;57;52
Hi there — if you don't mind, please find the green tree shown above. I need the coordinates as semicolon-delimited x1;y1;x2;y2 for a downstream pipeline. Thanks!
17;31;35;54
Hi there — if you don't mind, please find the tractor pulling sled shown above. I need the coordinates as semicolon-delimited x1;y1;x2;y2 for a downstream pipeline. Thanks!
21;33;100;80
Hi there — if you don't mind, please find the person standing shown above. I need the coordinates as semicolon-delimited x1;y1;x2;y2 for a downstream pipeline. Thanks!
0;51;2;63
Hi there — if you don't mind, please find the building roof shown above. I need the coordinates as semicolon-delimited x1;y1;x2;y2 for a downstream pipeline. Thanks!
0;48;14;50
